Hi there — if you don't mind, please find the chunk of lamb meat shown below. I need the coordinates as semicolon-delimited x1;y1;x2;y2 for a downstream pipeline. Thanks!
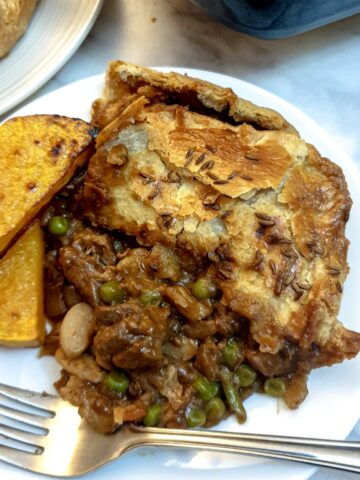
56;374;116;433
214;305;243;337
162;285;213;322
71;230;117;267
59;230;117;305
183;320;217;340
95;301;143;325
57;374;148;433
245;341;299;377
195;341;222;381
183;307;243;339
93;306;170;369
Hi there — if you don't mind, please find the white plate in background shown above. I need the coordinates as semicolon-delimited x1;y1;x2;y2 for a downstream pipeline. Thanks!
1;69;360;480
0;0;103;115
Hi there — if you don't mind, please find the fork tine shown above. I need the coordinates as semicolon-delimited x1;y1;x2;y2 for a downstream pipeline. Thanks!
0;383;60;412
0;422;45;448
0;404;51;429
0;444;41;473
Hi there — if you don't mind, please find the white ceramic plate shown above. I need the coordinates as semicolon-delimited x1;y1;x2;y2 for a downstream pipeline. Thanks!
0;0;103;115
1;69;360;480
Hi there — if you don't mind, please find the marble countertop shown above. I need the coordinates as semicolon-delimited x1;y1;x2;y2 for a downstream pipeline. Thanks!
5;0;360;478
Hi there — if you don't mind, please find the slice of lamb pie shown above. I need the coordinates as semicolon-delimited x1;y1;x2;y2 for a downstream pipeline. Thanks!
84;61;360;409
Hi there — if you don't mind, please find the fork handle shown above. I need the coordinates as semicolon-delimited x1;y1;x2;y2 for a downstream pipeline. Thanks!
130;426;360;473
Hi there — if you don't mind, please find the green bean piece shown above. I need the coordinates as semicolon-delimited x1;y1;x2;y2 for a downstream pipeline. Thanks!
191;278;217;300
205;397;226;422
48;216;69;236
220;367;247;423
105;370;129;393
143;404;162;427
140;289;162;306
193;376;219;401
235;365;257;388
264;377;286;397
99;281;126;304
186;407;206;428
222;338;244;369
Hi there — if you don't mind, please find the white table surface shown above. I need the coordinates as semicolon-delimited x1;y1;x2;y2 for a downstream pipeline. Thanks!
2;1;360;478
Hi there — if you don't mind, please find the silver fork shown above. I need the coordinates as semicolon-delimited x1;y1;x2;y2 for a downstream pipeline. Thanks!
0;383;359;477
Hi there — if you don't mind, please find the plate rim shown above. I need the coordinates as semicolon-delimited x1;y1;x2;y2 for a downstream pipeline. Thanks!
0;0;104;115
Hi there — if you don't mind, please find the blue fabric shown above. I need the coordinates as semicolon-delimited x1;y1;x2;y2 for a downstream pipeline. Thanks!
193;0;360;38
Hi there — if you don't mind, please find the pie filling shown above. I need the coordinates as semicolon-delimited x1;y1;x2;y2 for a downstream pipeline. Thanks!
42;171;329;433
40;63;360;433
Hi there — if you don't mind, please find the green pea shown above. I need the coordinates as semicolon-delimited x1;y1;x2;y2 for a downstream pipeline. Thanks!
186;407;206;428
205;397;226;422
99;281;126;304
222;338;244;369
264;377;286;397
191;278;216;300
105;370;129;393
140;290;162;306
48;216;69;236
143;404;162;427
193;376;219;401
235;365;257;388
220;367;247;423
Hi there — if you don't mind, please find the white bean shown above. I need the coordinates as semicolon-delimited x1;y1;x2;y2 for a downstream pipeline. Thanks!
60;302;95;358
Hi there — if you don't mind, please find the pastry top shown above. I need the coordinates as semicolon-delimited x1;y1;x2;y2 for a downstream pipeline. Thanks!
85;61;359;371
92;60;297;134
0;0;38;58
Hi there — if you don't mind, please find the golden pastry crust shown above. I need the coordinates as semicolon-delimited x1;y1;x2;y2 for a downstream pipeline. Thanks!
86;103;305;253
85;63;359;383
92;60;297;134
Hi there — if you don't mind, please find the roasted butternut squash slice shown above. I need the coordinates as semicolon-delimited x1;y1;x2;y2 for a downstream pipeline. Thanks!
0;115;96;256
0;220;44;346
